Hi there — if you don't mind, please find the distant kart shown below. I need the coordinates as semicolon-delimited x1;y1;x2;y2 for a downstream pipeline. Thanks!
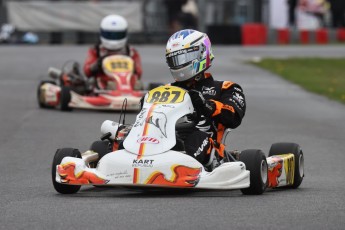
37;54;160;111
51;85;304;194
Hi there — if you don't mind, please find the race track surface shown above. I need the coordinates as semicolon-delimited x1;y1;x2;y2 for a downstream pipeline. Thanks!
0;45;345;230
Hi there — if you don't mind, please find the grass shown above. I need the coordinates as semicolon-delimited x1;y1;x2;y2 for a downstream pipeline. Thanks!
251;58;345;104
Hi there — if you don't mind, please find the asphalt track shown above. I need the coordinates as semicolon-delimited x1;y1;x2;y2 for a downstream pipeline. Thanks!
0;45;345;230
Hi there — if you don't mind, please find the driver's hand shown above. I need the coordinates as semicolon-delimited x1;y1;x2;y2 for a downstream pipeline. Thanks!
189;90;215;117
90;58;103;75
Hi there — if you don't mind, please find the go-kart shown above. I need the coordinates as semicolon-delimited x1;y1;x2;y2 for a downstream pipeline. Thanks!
37;54;158;111
52;85;304;194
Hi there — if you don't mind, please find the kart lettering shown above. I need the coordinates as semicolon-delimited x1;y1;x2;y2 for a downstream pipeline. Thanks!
146;112;167;138
194;137;209;157
147;86;186;104
132;159;154;168
137;136;160;144
103;55;134;74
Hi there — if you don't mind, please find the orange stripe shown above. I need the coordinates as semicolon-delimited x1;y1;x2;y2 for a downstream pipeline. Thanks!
133;168;139;184
138;103;157;158
133;103;157;184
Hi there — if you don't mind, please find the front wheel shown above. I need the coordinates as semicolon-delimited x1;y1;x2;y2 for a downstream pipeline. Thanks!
240;149;268;195
52;148;81;194
37;80;56;108
269;142;304;189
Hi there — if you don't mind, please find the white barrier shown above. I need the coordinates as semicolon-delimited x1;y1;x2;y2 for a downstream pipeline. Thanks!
7;1;143;32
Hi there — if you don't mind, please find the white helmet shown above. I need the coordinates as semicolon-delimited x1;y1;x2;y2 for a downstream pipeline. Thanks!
100;15;128;50
166;29;214;82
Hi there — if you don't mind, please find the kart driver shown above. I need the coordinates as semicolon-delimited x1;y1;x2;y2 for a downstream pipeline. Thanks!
83;14;143;90
166;29;246;171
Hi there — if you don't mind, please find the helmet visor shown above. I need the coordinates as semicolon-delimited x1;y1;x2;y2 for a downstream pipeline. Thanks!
166;46;200;69
100;29;127;40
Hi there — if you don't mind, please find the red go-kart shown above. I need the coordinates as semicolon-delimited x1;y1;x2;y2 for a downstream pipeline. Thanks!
37;55;157;111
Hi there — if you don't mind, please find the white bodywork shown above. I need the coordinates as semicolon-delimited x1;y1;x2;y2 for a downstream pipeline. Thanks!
55;86;250;190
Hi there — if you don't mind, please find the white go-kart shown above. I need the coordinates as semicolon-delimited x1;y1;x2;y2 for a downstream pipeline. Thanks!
52;86;304;195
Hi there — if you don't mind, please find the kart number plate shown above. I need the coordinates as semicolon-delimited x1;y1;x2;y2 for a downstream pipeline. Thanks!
103;56;134;73
147;86;186;104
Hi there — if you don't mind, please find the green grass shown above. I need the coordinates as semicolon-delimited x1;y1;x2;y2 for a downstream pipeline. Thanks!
251;58;345;104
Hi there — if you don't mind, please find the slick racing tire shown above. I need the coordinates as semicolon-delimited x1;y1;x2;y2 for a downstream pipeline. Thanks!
240;149;268;195
90;140;111;162
269;143;304;189
58;86;72;111
37;80;56;108
52;148;81;194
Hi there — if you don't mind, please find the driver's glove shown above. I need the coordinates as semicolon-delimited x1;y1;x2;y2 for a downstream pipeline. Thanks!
189;90;215;117
90;58;103;75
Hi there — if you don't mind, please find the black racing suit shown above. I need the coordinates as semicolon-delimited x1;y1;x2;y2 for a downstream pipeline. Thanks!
171;73;246;166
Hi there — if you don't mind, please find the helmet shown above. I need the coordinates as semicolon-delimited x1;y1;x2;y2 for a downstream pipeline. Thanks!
100;15;128;50
166;29;214;82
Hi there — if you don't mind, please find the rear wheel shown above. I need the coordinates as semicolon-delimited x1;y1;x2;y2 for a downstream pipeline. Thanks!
58;86;72;111
240;149;268;195
52;148;81;194
269;142;304;188
37;80;56;108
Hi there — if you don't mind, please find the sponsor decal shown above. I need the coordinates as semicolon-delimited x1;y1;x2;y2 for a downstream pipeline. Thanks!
134;108;147;127
146;111;167;138
233;92;245;107
106;170;131;180
166;46;200;58
132;159;154;168
172;42;180;47
202;86;216;96
137;136;160;144
194;137;209;157
196;117;211;132
145;165;201;187
161;104;175;108
57;162;109;185
268;157;283;187
268;154;295;187
234;87;242;92
284;154;295;185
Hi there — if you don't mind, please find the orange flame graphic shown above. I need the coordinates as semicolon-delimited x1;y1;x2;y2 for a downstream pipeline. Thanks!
57;162;109;185
268;157;283;188
145;165;201;187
